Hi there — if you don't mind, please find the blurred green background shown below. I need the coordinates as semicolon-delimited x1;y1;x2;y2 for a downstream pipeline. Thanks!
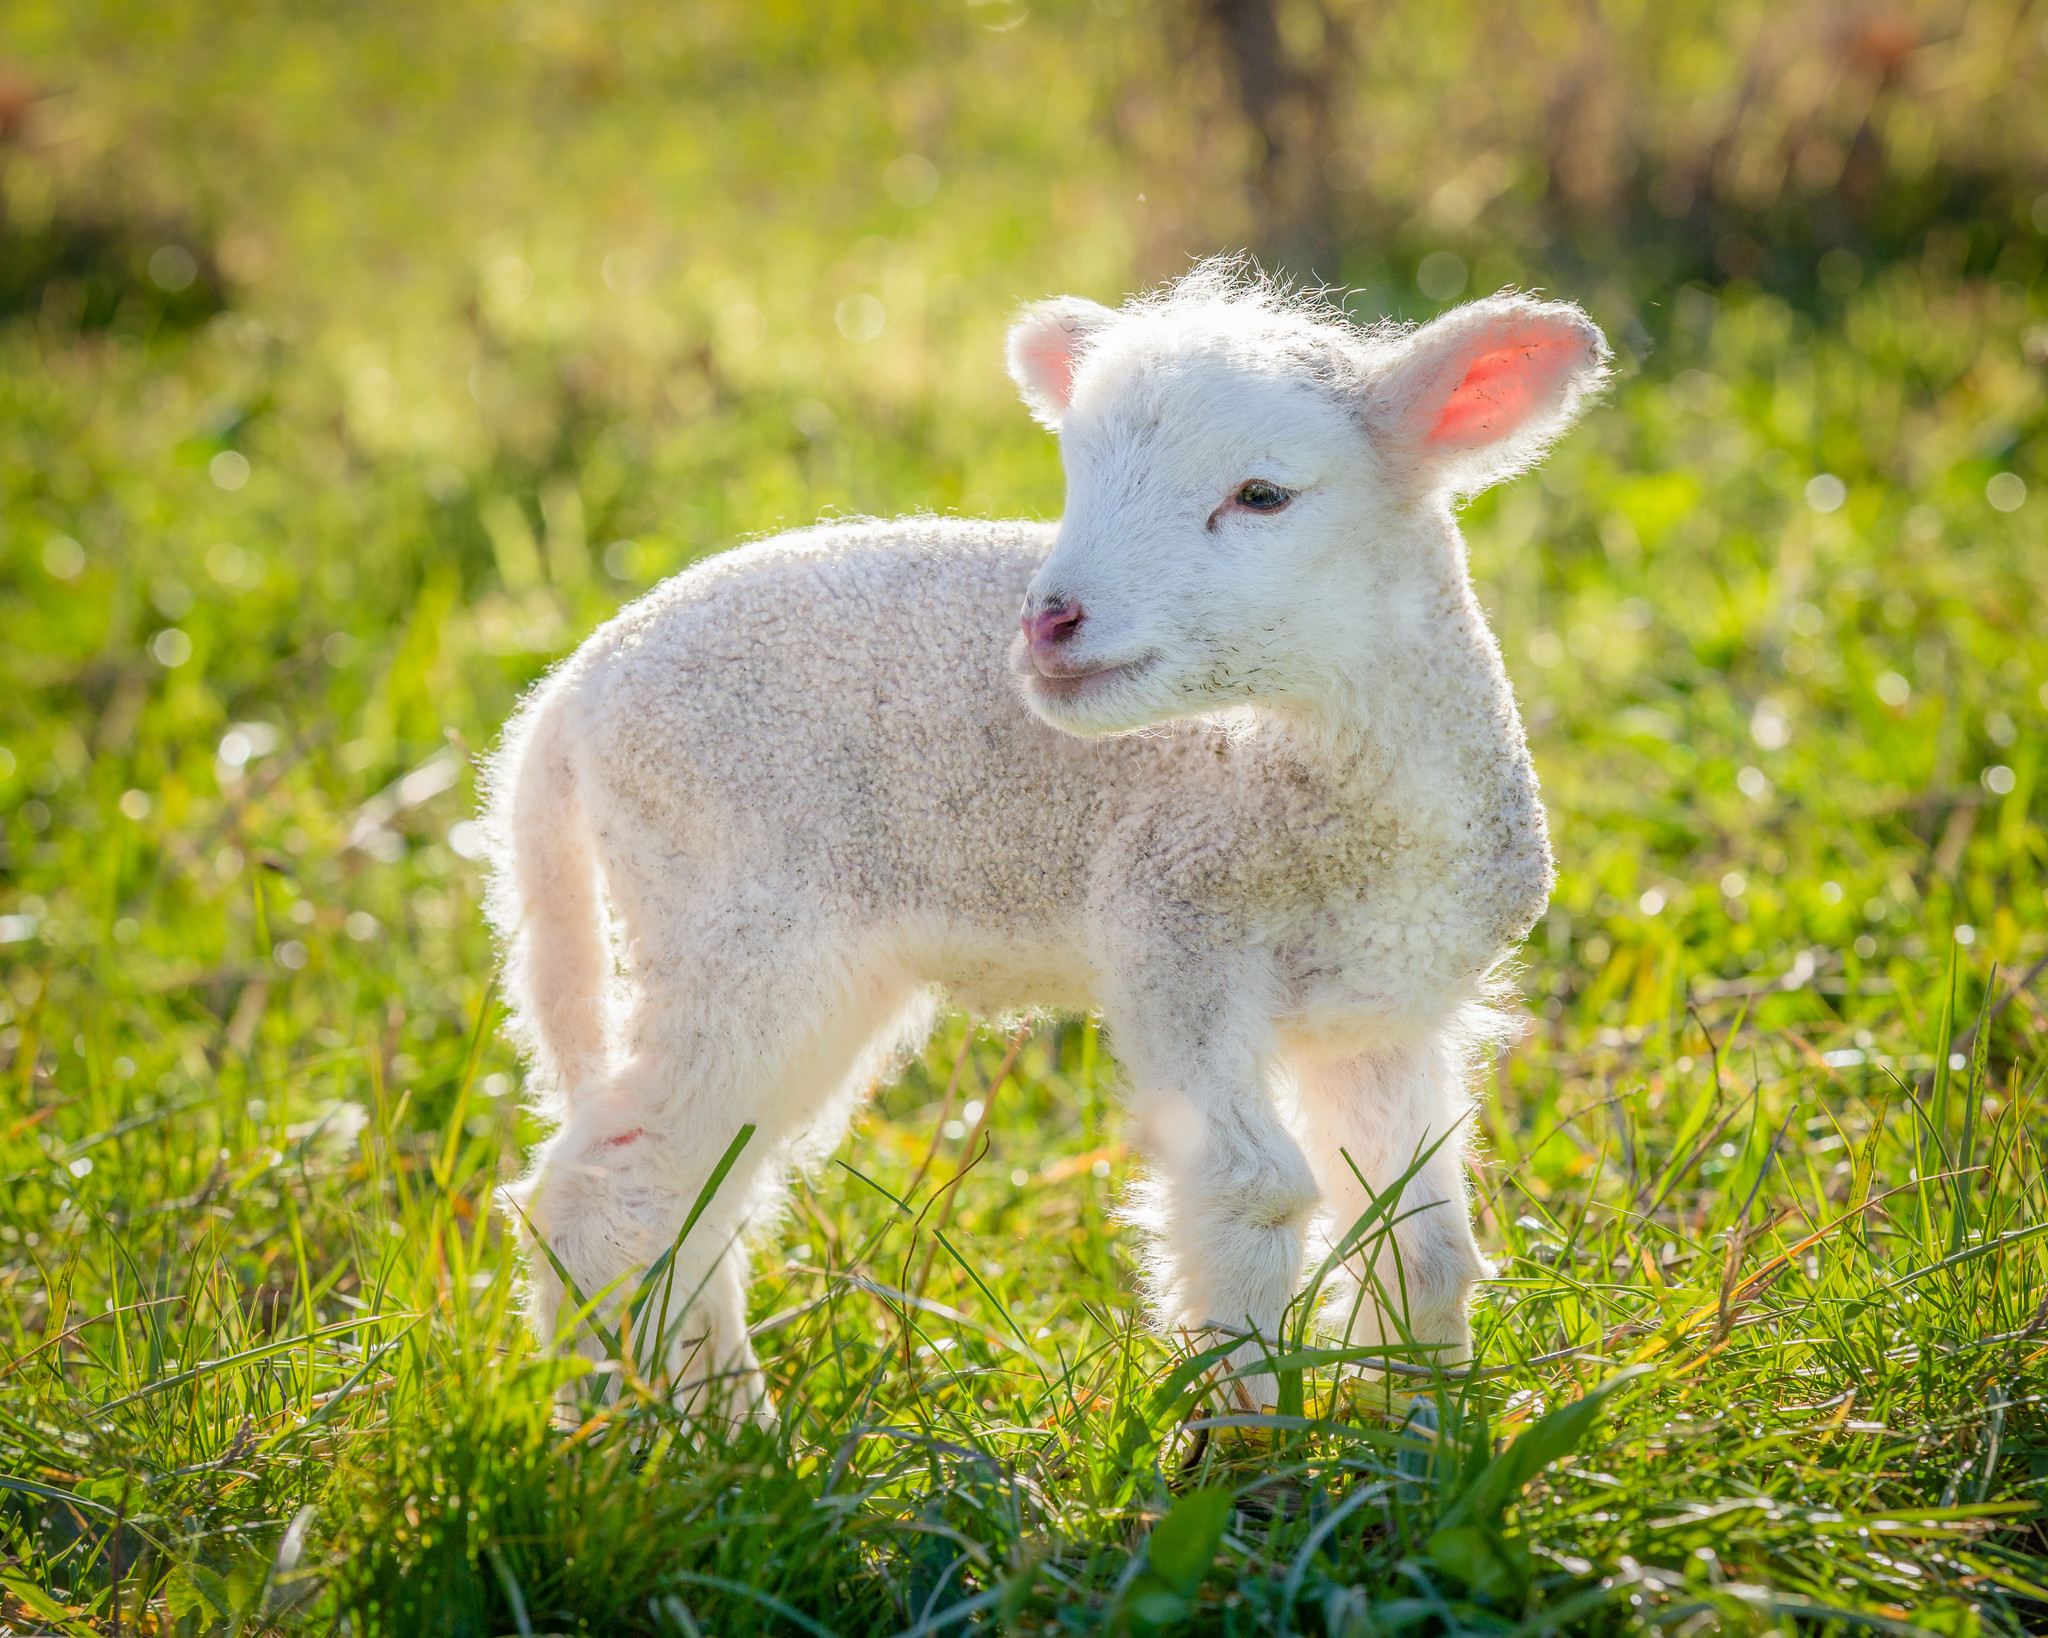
4;2;2048;1634
2;0;2042;1070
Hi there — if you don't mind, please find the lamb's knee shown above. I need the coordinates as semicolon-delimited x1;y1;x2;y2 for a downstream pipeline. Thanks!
1145;1087;1320;1212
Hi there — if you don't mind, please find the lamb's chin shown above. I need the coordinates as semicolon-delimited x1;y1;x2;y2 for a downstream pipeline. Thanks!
1019;656;1169;738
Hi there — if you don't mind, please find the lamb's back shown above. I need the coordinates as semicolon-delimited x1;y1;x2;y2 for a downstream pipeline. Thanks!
574;516;1124;918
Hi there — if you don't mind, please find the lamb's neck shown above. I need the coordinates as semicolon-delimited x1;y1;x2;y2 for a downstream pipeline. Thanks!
1291;578;1532;814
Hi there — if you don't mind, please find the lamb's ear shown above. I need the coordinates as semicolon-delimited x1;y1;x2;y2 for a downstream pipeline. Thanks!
1007;296;1118;431
1364;294;1610;496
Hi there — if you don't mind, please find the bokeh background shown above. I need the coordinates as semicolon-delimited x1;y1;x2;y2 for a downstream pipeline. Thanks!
4;3;2048;1634
2;0;2043;1001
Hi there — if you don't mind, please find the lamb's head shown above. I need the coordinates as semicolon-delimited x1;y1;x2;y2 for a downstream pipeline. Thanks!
1006;261;1610;737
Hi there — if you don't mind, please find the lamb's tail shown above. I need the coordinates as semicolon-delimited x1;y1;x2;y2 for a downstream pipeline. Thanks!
483;672;610;1104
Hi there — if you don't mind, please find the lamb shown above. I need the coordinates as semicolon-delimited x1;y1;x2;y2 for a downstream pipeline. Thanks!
483;260;1609;1417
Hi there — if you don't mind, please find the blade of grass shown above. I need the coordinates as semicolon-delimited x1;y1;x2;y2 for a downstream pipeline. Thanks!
631;1122;757;1362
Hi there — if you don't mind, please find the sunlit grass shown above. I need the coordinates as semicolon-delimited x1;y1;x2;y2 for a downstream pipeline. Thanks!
5;962;2048;1633
2;1;2047;1629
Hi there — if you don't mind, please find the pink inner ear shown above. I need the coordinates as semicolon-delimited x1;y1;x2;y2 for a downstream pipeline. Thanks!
1020;328;1081;408
1426;330;1582;447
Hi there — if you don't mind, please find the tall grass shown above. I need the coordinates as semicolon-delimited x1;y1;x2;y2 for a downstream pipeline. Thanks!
5;976;2047;1633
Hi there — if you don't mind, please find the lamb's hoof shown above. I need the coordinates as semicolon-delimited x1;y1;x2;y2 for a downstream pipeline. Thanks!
1232;1469;1310;1522
1177;1424;1310;1516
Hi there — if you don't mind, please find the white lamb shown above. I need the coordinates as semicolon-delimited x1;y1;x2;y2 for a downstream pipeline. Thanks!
484;260;1608;1416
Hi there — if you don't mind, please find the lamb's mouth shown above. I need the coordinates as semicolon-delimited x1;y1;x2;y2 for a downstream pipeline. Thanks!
1027;651;1160;704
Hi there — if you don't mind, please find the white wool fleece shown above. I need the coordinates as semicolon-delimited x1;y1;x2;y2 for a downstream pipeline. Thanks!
483;257;1609;1417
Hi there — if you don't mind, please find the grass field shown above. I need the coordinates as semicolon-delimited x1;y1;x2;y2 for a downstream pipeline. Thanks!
4;3;2048;1634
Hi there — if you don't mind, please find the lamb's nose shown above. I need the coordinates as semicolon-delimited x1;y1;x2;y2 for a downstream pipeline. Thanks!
1022;601;1084;655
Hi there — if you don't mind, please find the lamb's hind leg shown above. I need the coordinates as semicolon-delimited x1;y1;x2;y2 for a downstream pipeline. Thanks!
509;1056;766;1423
509;937;918;1422
1289;1027;1493;1370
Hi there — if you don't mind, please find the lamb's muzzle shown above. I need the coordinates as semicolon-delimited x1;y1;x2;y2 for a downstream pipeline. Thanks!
1020;598;1085;668
481;256;1610;1421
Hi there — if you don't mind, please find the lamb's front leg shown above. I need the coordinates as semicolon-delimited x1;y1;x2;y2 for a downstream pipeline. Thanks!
1289;1029;1492;1368
1108;957;1321;1408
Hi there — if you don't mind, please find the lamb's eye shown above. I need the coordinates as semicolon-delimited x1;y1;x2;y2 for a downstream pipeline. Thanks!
1235;480;1291;512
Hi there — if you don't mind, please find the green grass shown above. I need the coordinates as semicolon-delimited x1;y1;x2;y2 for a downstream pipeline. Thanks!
4;2;2048;1633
